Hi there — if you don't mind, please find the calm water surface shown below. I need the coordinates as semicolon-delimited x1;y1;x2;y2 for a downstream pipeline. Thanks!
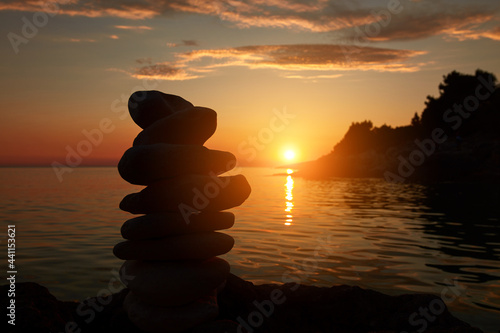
0;167;499;332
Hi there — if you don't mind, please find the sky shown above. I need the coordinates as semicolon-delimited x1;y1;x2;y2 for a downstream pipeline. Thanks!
1;0;499;168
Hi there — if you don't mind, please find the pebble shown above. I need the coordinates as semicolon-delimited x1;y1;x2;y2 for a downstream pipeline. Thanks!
118;144;236;185
113;231;234;260
119;174;251;214
124;290;218;333
133;107;217;146
120;257;230;306
128;91;193;129
121;211;235;240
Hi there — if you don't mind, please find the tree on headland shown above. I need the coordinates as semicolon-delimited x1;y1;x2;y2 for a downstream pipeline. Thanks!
333;120;373;155
420;69;498;137
294;69;500;182
411;112;421;128
330;69;499;157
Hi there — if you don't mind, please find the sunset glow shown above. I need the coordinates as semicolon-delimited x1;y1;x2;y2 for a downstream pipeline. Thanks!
0;1;499;168
1;2;499;329
284;150;296;161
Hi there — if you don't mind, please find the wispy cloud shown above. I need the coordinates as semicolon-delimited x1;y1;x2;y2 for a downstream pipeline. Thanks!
69;37;96;43
54;37;96;43
132;63;200;81
125;43;427;81
180;44;426;71
0;0;157;20
166;0;375;32
2;1;498;42
283;73;344;80
166;40;199;47
340;4;499;42
114;25;153;31
480;25;500;41
443;24;500;42
136;58;153;65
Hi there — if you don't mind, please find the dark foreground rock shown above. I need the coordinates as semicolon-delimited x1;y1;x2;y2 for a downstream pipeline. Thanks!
2;274;482;333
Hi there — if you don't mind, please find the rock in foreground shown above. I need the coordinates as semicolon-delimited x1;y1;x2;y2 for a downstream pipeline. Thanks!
1;275;482;333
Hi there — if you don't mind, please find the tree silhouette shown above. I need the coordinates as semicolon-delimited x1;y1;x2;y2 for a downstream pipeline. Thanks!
322;69;499;158
411;112;421;128
333;120;374;155
296;69;499;181
419;69;498;136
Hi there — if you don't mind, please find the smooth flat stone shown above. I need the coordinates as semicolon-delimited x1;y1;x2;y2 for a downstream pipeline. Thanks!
113;232;234;260
128;91;193;129
120;257;230;306
124;290;218;333
121;211;235;240
119;174;251;214
118;144;235;185
133;107;217;146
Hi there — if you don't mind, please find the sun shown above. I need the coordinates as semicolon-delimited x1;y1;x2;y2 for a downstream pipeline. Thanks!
284;149;296;161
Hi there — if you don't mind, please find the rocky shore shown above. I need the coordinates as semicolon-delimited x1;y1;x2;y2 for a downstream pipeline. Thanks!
2;275;482;333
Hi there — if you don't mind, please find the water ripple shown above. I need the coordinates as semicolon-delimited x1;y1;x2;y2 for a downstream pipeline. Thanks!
1;167;499;332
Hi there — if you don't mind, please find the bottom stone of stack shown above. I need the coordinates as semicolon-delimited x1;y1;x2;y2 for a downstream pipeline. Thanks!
124;290;219;333
120;257;230;307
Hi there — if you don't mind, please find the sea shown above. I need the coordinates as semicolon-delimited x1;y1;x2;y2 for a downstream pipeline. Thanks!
0;167;499;332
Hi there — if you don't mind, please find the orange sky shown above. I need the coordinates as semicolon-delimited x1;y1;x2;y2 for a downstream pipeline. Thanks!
1;0;500;168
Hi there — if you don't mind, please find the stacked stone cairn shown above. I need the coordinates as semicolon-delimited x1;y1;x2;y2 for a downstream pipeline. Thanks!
114;91;251;332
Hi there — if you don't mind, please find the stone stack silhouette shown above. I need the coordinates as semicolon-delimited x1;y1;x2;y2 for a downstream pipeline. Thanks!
114;91;251;332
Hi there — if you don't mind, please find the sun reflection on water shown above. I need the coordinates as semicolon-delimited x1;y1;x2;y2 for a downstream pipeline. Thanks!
284;169;294;225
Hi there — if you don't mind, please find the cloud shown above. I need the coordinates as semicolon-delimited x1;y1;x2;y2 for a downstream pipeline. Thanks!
166;40;199;47
168;0;500;42
165;0;376;32
340;3;500;42
178;44;426;71
442;24;500;42
136;57;153;65
54;36;96;43
132;63;200;81
283;73;344;80
128;43;427;80
114;25;153;31
0;0;158;20
2;1;497;42
68;37;96;42
480;25;500;41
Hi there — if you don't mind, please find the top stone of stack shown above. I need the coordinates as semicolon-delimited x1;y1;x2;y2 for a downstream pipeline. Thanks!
128;91;217;146
128;91;194;129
